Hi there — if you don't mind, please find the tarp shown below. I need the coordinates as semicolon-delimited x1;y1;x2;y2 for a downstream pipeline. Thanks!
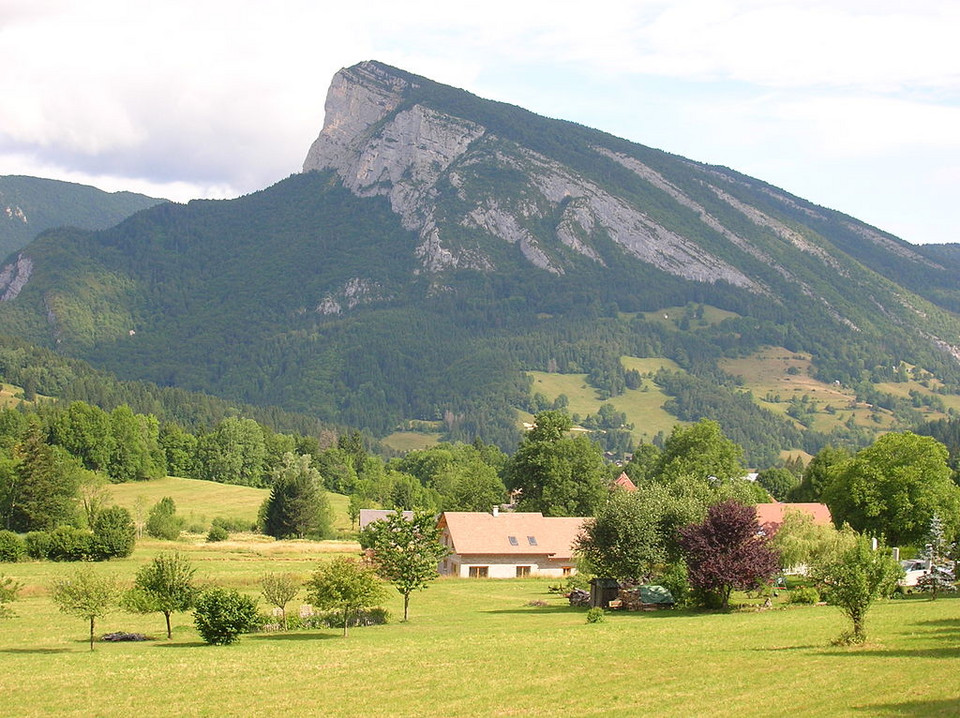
638;584;675;604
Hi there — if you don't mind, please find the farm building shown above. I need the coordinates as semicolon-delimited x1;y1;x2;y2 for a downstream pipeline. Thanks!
755;502;832;535
437;509;586;578
358;508;414;530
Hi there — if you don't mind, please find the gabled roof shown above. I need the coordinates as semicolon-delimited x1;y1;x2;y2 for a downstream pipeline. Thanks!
755;503;832;534
359;509;414;529
613;472;637;492
437;511;586;560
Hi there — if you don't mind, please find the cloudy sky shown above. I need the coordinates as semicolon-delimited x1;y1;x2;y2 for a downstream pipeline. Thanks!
2;0;957;244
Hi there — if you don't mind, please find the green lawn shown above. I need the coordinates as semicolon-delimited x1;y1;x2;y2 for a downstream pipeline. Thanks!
108;476;352;534
2;539;959;717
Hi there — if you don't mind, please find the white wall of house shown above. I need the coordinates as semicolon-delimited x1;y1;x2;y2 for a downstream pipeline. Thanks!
442;553;576;579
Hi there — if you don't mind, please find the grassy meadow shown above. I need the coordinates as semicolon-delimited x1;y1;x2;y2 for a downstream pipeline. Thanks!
1;537;958;717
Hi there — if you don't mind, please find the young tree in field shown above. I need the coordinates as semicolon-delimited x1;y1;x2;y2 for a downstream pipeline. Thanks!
0;573;21;618
260;572;299;630
90;505;136;560
360;510;449;622
124;552;198;639
811;530;901;644
305;556;385;637
678;500;780;610
52;566;118;651
145;496;185;540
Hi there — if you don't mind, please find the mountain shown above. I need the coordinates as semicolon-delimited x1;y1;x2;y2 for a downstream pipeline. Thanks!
0;175;165;259
0;60;959;461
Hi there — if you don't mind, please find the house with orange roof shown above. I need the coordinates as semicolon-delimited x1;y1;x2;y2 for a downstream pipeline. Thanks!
612;472;637;492
437;509;587;578
755;502;832;535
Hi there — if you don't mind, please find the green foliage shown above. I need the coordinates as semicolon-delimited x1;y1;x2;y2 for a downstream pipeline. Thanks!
0;573;20;617
811;530;902;645
0;530;26;562
576;489;666;582
770;509;845;571
305;556;386;637
193;587;260;645
360;510;449;621
822;432;960;546
90;506;136;560
126;552;198;638
506;411;606;517
6;421;81;532
788;445;850;502
585;607;605;623
206;525;229;542
259;572;300;630
655;419;745;484
788;586;820;604
259;453;332;539
755;468;799;501
145;496;185;540
52;565;118;650
24;530;53;560
45;525;95;561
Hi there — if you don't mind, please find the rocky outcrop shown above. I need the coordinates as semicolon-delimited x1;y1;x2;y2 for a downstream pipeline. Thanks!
315;277;387;315
0;253;33;301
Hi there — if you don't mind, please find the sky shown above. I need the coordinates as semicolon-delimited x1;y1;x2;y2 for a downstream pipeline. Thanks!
1;0;957;245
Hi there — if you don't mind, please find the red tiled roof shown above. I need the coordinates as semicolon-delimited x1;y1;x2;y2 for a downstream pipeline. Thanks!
755;503;832;533
437;511;586;560
613;472;637;492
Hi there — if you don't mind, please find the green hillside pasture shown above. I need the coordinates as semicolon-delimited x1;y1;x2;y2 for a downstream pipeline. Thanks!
0;552;957;717
381;430;443;452
107;476;352;534
528;360;682;442
641;304;740;329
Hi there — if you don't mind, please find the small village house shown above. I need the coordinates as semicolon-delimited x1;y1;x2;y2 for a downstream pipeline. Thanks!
437;509;586;578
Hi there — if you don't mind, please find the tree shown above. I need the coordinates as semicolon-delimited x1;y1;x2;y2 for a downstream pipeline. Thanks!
260;572;300;630
197;417;267;486
822;432;960;546
505;411;606;517
193;587;259;645
0;573;21;618
7;420;81;532
124;552;198;639
145;496;185;540
576;489;667;582
360;510;449;621
305;556;386;637
260;453;332;539
655;420;745;484
52;566;118;651
90;506;136;559
770;508;845;572
788;445;850;501
347;494;373;530
108;405;164;483
755;468;799;501
677;500;780;610
810;529;901;644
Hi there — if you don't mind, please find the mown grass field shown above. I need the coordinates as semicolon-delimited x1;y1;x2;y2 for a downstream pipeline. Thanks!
107;476;353;534
1;538;958;717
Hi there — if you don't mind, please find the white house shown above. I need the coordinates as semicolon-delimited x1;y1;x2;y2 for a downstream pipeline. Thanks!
437;509;586;578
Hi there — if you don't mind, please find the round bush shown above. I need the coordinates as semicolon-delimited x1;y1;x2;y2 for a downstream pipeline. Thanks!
788;586;820;605
0;530;26;562
193;587;259;645
91;507;136;560
25;531;53;560
206;525;229;543
586;607;605;623
46;526;94;561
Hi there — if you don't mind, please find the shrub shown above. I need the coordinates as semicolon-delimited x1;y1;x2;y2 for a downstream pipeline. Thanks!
146;497;185;541
788;586;820;604
46;526;94;561
25;531;53;560
586;607;605;623
0;531;26;563
91;506;135;560
193;587;260;645
212;516;253;532
206;525;229;543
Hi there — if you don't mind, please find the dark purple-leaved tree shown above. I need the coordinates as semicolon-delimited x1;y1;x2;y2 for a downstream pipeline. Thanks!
678;499;780;610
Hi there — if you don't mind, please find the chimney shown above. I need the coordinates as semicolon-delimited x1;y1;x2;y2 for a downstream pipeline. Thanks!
492;506;499;517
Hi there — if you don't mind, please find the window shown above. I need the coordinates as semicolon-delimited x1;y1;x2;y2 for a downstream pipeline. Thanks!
562;566;573;577
468;566;488;578
527;536;538;546
516;566;531;578
508;536;519;546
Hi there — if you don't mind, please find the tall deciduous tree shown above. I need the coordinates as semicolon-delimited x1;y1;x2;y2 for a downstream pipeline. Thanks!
305;556;385;637
360;510;449;621
506;411;606;517
124;552;198;639
822;432;960;546
260;453;332;539
678;499;780;610
576;489;667;582
7;420;81;532
655;419;746;484
52;566;118;651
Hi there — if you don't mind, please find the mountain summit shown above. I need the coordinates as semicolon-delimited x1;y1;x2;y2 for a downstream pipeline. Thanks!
0;61;959;457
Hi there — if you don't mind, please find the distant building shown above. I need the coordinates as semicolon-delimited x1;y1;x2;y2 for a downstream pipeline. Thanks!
358;508;415;530
437;509;586;578
755;502;832;536
612;471;637;492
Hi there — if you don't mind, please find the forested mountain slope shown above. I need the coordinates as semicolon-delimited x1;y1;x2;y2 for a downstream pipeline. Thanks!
0;61;958;461
0;175;165;259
